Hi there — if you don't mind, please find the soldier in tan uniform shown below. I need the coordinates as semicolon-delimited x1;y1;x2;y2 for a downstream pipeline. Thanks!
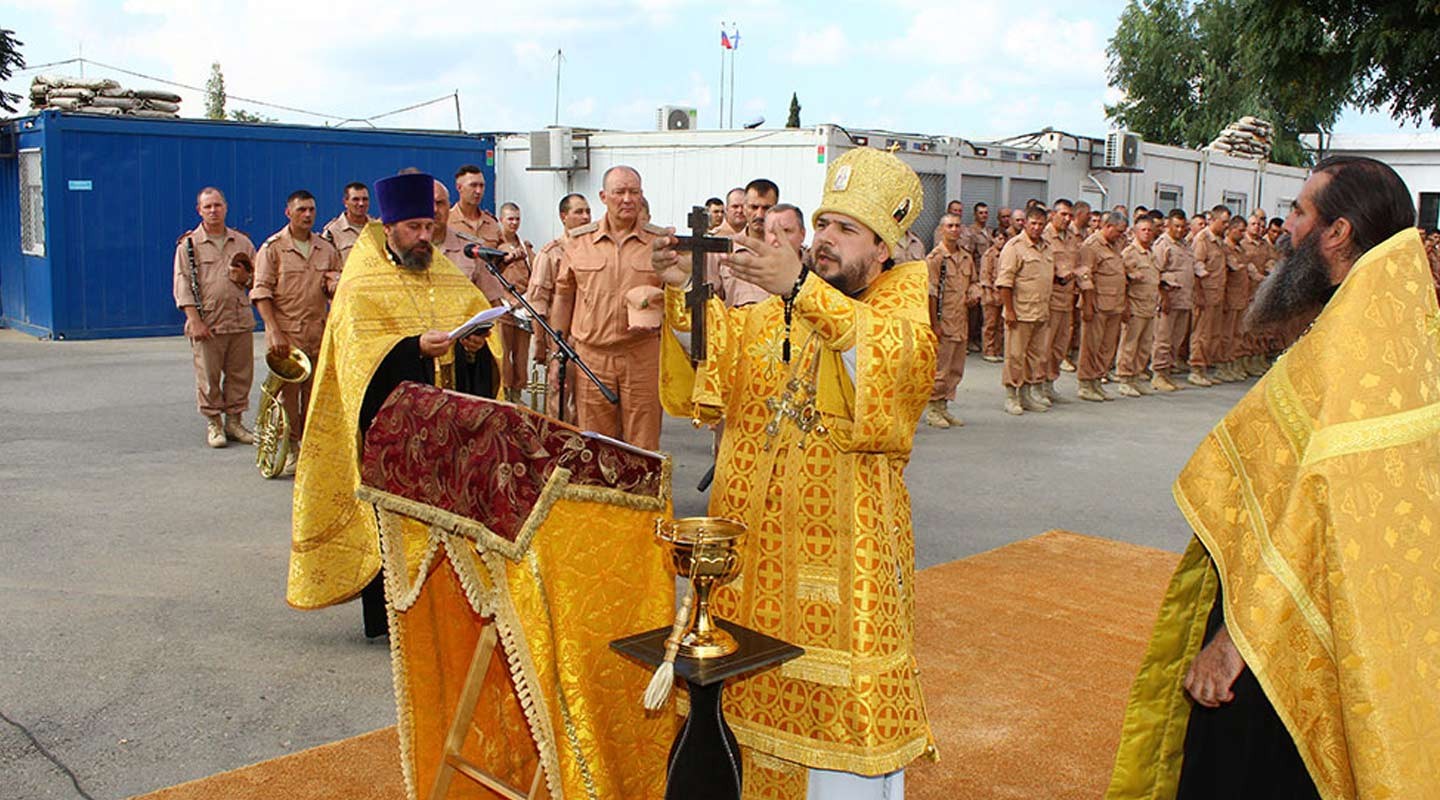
996;206;1013;239
1040;199;1079;404
551;166;666;450
718;179;778;308
1115;216;1161;397
449;164;504;302
924;213;979;428
704;196;724;231
1064;200;1095;371
174;187;258;448
892;227;926;263
1075;211;1128;401
251;189;342;466
1187;205;1231;386
526;193;591;422
1151;209;1196;392
996;206;1055;415
320;182;372;265
1234;214;1274;376
492;202;537;402
710;187;746;237
979;228;1006;362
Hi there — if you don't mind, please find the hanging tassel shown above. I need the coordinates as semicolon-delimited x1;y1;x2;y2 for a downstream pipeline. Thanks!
642;589;695;711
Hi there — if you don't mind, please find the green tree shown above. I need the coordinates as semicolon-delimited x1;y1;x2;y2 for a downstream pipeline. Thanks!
229;108;276;123
205;62;225;120
0;29;26;114
786;92;801;128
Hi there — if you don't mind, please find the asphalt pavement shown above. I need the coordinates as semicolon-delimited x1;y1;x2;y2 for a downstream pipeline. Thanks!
0;330;1255;799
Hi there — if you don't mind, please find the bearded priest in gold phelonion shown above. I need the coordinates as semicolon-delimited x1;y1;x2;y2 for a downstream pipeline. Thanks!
653;147;938;798
287;171;501;637
1107;157;1440;799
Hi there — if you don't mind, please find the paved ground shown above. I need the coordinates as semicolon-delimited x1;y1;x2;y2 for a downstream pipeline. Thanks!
0;330;1257;799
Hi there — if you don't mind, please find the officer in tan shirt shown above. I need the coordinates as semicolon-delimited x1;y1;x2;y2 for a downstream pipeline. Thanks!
320;182;373;265
996;206;1055;415
551;166;667;450
979;228;1006;362
495;202;536;403
717;179;778;308
251;189;342;461
174;187;258;448
709;187;746;237
1040;199;1079;404
1216;215;1253;383
924;214;979;428
1151;209;1197;391
449;164;504;302
525;193;591;422
1116;216;1161;397
1188;205;1232;386
1075;211;1128;401
893;228;926;264
1232;214;1273;377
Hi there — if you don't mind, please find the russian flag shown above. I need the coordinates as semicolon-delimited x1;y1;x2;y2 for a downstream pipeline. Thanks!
721;29;732;49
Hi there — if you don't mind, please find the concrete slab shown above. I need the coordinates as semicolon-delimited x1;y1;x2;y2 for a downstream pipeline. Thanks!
0;331;1254;799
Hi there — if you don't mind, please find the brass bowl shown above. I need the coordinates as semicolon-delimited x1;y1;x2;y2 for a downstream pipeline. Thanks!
655;516;747;659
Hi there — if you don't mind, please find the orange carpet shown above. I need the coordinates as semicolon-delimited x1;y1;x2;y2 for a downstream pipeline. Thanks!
134;531;1179;800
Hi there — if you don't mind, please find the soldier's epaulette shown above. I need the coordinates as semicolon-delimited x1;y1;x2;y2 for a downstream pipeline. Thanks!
176;231;193;246
642;223;669;236
567;221;599;237
263;233;283;246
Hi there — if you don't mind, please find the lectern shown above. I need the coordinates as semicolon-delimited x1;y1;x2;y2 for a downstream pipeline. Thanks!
357;382;675;800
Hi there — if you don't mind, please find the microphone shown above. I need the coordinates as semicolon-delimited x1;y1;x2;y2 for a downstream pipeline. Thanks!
464;244;509;261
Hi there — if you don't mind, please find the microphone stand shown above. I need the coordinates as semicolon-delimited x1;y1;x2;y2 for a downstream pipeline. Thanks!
467;245;619;406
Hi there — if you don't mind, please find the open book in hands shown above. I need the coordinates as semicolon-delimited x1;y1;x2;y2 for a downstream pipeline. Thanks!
447;303;512;341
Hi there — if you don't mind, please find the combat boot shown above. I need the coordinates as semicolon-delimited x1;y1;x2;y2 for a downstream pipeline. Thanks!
1134;376;1156;396
206;417;227;449
1042;380;1068;405
1020;384;1050;412
1077;379;1106;402
1188;368;1215;387
1059;358;1076;373
1247;355;1268;377
1151;371;1179;393
224;414;255;445
924;400;951;429
939;404;964;427
983;354;1003;363
1116;378;1142;398
1004;386;1024;416
283;442;300;476
1098;379;1115;400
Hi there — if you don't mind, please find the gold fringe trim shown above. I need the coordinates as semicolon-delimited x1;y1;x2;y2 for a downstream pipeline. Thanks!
481;549;566;800
378;525;420;800
443;533;497;618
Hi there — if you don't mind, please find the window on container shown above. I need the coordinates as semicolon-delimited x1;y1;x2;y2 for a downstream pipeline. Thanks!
1418;192;1440;230
1221;191;1247;218
19;148;44;257
1154;183;1183;214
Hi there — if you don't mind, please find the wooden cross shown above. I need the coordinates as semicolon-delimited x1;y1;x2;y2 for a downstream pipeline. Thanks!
673;206;731;362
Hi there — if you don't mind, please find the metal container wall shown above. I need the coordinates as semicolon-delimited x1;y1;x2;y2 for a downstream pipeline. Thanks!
0;111;497;339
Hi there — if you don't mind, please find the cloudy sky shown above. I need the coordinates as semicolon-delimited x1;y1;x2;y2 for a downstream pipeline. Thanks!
3;0;1424;140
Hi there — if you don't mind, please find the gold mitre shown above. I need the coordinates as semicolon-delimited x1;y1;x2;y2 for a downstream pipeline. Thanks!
811;147;923;247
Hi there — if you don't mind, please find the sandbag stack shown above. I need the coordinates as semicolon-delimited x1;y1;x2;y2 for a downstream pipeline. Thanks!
1205;116;1273;160
29;76;183;118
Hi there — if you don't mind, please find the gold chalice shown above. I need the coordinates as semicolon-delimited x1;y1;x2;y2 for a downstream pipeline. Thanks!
655;516;747;659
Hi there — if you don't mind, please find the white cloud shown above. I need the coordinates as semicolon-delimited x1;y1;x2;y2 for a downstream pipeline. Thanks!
567;96;597;119
903;75;991;108
788;25;849;66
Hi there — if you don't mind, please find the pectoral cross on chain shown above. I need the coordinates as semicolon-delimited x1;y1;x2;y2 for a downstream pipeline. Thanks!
673;206;731;363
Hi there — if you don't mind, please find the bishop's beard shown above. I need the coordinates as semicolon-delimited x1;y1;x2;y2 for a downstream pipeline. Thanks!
1244;230;1338;330
397;242;433;272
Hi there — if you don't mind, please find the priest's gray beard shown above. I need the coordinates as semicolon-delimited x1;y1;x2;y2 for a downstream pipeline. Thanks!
1244;230;1338;329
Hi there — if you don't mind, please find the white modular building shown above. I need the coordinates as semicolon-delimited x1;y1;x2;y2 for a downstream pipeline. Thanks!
494;124;1308;250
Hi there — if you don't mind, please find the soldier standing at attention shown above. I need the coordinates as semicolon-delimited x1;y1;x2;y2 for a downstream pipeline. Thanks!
320;182;372;265
526;193;591;422
495;202;536;403
1188;205;1231;386
174;187;257;448
250;190;341;471
1115;216;1161;397
1075;211;1128;402
449;164;504;303
1151;209;1197;392
1040;199;1079;404
997;206;1055;415
979;227;1006;362
924;213;979;428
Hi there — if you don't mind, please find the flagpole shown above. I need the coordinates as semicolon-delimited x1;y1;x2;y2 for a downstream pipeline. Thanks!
728;27;737;129
718;22;726;128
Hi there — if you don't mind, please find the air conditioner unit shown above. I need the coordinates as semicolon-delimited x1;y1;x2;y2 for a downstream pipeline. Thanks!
657;105;698;131
529;128;575;171
1104;130;1142;169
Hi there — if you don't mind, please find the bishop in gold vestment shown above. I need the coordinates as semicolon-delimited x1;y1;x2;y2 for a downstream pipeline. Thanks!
657;147;938;798
287;173;500;618
1108;158;1440;800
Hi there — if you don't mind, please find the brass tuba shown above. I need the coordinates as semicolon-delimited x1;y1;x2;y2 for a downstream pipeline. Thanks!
255;346;313;479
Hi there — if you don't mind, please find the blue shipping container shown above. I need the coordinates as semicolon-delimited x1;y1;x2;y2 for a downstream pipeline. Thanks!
0;111;498;339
